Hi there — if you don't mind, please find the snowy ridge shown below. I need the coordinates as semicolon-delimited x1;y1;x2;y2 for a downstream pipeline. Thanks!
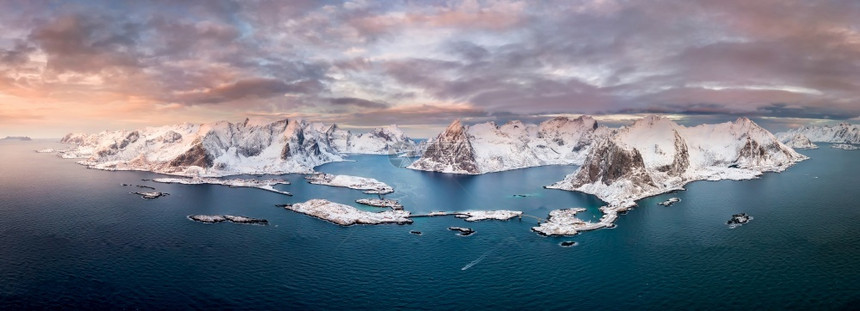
777;122;860;144
330;124;417;154
408;116;608;174
548;116;806;207
59;118;417;177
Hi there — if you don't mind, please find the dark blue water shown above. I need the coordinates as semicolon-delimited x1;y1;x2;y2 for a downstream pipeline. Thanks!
1;140;858;309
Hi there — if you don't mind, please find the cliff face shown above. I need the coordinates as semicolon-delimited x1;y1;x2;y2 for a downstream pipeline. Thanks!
571;138;655;188
408;116;607;174
60;118;416;177
408;119;479;174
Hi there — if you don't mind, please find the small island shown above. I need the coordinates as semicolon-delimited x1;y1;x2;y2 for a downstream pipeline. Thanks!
726;213;753;228
132;191;169;200
454;210;522;222
448;227;475;236
283;199;412;226
187;215;269;225
658;197;681;206
305;173;394;194
1;136;32;141
559;241;578;247
831;144;859;150
152;177;292;196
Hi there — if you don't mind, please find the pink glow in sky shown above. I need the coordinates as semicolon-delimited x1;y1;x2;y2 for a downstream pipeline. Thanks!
0;0;859;137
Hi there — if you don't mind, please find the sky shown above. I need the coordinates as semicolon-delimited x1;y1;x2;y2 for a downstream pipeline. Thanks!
1;0;859;138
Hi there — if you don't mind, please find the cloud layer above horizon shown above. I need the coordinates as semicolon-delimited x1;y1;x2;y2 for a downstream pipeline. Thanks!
1;0;859;137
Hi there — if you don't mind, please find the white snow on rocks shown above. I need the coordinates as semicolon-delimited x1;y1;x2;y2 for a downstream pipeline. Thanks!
455;210;522;222
305;173;394;194
35;148;55;153
58;118;417;177
187;214;268;225
540;116;805;236
355;198;403;210
408;116;609;174
152;177;292;195
548;116;805;207
531;206;626;236
777;122;860;144
779;133;818;149
283;199;412;226
832;144;859;150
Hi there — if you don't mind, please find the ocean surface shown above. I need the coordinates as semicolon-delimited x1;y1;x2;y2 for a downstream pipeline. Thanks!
1;139;858;310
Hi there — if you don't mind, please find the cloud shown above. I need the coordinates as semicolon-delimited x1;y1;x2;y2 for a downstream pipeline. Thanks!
28;14;143;73
2;0;860;138
172;78;321;105
328;97;389;108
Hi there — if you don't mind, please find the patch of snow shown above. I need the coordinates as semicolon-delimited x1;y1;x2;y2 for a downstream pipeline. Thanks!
305;173;394;194
152;177;292;196
283;199;412;226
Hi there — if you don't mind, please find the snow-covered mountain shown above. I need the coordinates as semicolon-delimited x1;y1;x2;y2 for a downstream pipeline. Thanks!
777;122;860;144
547;116;807;207
326;124;417;154
780;133;818;149
408;116;609;174
60;118;416;177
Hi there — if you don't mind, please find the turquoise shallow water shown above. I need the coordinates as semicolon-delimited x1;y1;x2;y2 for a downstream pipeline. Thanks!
1;140;858;309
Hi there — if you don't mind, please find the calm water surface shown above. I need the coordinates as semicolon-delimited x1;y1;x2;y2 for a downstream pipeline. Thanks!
1;140;858;309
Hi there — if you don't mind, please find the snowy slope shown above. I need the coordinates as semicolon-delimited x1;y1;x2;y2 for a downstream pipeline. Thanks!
548;116;807;207
60;119;417;177
780;133;818;149
330;124;417;154
408;116;608;174
777;122;860;144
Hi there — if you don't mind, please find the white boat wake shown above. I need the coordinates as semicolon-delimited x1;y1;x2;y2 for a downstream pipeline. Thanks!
461;238;514;271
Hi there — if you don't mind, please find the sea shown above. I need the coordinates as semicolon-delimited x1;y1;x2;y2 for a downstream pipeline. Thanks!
1;139;858;309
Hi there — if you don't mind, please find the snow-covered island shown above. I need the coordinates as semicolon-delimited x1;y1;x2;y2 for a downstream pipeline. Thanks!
832;144;859;150
151;177;292;196
454;210;523;222
35;148;56;153
283;199;412;226
536;116;806;235
532;207;622;236
187;214;269;225
658;197;681;206
132;191;169;200
305;173;394;194
58;118;417;177
355;198;403;210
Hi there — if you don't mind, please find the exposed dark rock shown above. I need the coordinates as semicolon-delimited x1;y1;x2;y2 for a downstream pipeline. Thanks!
656;130;689;176
448;226;475;236
560;241;578;247
132;191;169;199
169;142;213;168
410;120;479;174
572;138;655;188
